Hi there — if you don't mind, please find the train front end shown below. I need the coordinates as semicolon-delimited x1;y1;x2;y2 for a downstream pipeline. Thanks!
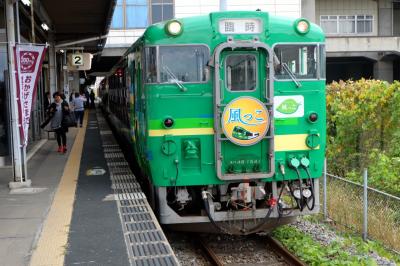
142;11;326;234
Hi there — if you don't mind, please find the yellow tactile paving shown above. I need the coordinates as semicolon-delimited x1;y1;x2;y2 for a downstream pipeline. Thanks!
30;112;88;266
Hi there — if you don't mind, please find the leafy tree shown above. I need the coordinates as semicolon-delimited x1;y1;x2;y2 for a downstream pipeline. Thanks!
326;79;400;196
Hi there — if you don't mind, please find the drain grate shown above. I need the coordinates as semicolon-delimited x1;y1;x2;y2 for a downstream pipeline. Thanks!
96;112;178;266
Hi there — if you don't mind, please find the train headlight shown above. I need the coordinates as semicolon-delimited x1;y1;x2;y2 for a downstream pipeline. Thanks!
294;18;310;34
165;20;183;36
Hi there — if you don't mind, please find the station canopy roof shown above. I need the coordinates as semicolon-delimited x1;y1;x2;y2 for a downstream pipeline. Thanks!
40;0;117;74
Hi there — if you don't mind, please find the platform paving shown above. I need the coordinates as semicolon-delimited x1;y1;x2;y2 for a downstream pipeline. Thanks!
0;127;78;266
0;109;178;266
64;110;129;265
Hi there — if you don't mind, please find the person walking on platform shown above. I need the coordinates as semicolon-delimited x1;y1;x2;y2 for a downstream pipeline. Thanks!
41;92;70;153
85;88;90;108
89;89;95;109
72;92;85;127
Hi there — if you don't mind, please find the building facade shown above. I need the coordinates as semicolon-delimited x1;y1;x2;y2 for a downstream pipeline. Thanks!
303;0;400;83
104;0;301;52
105;0;400;83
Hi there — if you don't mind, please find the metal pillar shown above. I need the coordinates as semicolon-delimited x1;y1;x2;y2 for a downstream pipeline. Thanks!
30;0;35;43
49;34;57;95
362;168;368;241
63;52;69;101
323;158;327;220
6;0;29;185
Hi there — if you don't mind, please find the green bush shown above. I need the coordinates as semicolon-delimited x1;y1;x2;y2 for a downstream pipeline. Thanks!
272;225;375;265
326;79;400;196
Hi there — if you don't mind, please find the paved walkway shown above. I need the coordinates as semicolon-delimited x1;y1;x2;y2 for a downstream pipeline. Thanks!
0;127;78;266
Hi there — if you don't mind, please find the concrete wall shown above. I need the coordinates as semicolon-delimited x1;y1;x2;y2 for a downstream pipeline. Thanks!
326;36;400;53
315;0;378;36
378;0;393;36
374;60;393;81
105;29;145;48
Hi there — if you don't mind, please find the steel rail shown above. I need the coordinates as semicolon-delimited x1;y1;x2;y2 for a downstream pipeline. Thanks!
196;235;224;266
266;235;306;266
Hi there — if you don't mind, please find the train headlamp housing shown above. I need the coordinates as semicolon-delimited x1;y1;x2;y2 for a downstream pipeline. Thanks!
307;111;318;123
165;20;183;36
163;117;174;128
294;18;310;35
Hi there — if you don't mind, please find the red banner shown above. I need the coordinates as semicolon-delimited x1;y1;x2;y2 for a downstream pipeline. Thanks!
14;44;47;147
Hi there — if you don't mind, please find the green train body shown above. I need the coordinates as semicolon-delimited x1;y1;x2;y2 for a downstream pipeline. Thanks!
103;11;326;234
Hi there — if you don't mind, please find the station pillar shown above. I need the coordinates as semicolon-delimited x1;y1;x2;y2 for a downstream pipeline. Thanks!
49;34;57;95
374;60;393;83
6;0;30;186
301;0;316;23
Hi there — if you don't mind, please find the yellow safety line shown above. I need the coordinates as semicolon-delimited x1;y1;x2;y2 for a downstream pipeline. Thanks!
30;111;88;266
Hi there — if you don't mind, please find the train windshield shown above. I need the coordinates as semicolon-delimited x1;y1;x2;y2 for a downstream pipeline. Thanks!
274;44;324;80
159;45;209;83
226;54;257;91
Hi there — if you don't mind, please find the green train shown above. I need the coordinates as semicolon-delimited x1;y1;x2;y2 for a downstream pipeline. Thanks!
102;11;326;234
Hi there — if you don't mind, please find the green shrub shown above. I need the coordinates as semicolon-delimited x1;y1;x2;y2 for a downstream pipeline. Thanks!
326;79;400;196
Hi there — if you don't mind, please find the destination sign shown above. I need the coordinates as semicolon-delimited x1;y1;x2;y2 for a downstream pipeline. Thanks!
219;19;262;34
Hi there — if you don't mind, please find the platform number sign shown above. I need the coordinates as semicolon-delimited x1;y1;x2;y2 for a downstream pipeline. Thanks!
72;53;83;66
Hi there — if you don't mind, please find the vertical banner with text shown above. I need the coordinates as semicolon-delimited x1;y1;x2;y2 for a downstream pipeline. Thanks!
14;44;47;147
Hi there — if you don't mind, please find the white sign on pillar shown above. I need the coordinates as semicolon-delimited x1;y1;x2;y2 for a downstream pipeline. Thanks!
72;53;84;66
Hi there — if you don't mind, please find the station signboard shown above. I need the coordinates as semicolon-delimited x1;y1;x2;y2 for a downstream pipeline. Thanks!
67;52;92;71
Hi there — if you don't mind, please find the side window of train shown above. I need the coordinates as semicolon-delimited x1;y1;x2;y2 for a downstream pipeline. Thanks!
274;44;318;80
144;47;157;83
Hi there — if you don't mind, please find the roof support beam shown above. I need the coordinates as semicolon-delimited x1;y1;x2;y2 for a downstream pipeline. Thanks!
55;35;108;48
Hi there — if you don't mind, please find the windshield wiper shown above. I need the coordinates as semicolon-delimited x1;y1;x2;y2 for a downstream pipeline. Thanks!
282;63;302;88
273;53;302;88
163;65;187;92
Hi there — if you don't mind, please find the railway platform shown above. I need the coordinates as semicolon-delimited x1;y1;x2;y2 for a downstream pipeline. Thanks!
0;109;178;266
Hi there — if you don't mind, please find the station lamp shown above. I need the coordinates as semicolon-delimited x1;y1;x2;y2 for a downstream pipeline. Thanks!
21;0;30;6
41;23;49;31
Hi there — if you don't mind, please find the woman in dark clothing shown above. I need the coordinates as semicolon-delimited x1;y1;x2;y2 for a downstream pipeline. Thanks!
41;92;70;153
89;89;95;109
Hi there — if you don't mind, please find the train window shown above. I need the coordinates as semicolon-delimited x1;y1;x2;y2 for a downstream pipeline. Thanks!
225;54;257;91
144;47;157;83
159;45;209;83
274;45;318;80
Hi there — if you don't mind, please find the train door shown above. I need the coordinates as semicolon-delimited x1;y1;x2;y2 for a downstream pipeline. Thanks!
214;45;274;180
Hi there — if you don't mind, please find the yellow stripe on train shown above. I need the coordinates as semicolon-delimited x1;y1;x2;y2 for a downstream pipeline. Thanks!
148;128;215;136
147;130;318;151
275;134;319;151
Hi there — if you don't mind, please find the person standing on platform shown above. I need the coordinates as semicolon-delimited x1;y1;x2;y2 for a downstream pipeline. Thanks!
41;92;70;153
85;88;90;108
72;92;85;127
89;89;95;109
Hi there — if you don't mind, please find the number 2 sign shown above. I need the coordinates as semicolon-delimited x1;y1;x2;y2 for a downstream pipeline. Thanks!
72;54;83;66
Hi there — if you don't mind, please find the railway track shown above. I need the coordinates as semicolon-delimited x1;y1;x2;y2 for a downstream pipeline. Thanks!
195;234;306;266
